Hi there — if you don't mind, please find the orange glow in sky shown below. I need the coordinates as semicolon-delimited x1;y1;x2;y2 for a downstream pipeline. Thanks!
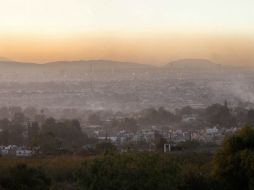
0;0;254;65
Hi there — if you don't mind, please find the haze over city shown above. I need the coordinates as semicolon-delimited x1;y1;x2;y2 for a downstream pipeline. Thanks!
1;1;254;190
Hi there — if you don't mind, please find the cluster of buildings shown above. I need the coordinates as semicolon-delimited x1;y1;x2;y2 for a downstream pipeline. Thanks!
0;124;239;157
0;145;35;157
84;123;238;152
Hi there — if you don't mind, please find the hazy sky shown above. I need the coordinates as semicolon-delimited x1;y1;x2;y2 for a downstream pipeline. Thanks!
0;0;254;64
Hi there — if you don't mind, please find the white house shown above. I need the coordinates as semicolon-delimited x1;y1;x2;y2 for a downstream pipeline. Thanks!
0;146;8;156
206;127;218;135
16;149;33;157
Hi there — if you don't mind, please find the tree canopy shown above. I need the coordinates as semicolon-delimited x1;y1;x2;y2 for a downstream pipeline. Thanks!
213;124;254;190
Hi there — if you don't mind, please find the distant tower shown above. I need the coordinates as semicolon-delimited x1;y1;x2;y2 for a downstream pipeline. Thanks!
164;144;171;153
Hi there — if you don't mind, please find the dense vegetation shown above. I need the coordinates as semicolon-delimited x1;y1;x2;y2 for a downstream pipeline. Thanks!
213;124;254;190
0;125;254;190
0;113;91;153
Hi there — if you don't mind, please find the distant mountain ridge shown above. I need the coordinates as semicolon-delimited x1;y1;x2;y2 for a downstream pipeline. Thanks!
0;58;229;71
0;60;36;68
0;59;153;70
165;58;221;69
44;60;153;69
0;57;12;62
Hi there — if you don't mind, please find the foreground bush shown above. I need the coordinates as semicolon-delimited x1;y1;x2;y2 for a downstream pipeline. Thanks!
76;153;181;190
213;124;254;190
0;164;51;190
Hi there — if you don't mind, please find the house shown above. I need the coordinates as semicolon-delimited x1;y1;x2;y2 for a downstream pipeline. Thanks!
206;127;218;135
5;145;18;156
16;148;33;157
182;114;197;122
0;146;8;156
98;136;118;143
0;145;33;157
